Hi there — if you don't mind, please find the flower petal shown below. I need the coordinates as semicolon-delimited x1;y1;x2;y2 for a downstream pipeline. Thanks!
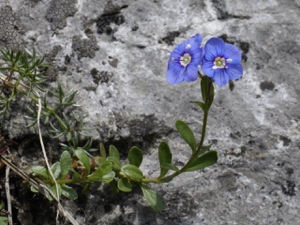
201;58;214;77
189;34;202;51
186;34;203;64
204;38;225;61
224;43;242;62
184;64;199;82
165;34;203;84
225;63;243;80
166;61;184;84
212;69;229;87
199;47;205;65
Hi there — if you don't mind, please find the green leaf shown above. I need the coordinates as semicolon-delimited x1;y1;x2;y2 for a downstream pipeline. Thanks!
60;151;72;179
118;178;132;192
94;156;106;166
198;144;212;155
0;200;4;210
30;186;39;193
101;171;115;183
109;145;120;160
175;120;197;153
159;175;174;183
87;161;114;183
109;180;119;193
158;142;172;178
31;166;49;179
121;164;144;182
191;101;208;112
0;216;8;223
141;184;164;211
100;161;113;174
128;146;143;167
201;76;214;108
70;169;80;182
75;149;91;175
99;142;106;158
51;162;61;179
161;163;180;172
48;184;62;201
184;151;218;172
61;184;78;200
106;156;121;171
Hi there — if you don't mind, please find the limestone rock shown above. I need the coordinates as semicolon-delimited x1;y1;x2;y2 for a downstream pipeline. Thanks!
0;0;299;224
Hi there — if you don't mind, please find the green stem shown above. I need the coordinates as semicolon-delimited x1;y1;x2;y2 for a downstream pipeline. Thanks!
179;79;212;171
143;78;214;183
196;108;208;153
142;178;162;184
52;111;69;131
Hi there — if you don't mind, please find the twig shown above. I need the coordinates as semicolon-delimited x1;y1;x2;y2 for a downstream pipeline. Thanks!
0;72;29;93
34;91;79;225
34;91;60;219
0;155;79;225
5;165;13;225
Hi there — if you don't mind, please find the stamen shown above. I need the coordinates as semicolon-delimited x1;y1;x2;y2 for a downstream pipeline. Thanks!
213;56;226;69
180;53;192;67
227;58;232;63
186;44;191;49
162;46;172;53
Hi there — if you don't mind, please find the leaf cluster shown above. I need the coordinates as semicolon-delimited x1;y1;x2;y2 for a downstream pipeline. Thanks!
0;47;50;120
0;47;220;213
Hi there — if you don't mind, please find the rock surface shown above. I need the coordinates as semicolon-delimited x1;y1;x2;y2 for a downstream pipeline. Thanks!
0;0;300;224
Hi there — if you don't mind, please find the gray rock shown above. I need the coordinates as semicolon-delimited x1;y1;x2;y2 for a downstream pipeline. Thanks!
0;0;300;224
0;5;25;49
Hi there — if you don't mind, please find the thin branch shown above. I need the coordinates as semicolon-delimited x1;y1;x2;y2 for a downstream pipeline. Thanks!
35;90;60;200
35;90;78;225
0;155;79;225
5;166;13;225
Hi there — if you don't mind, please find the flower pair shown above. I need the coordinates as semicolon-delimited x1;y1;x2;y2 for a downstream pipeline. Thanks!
166;34;243;87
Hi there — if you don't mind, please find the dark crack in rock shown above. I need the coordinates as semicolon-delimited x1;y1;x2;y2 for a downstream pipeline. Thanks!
96;1;126;35
260;80;275;91
91;69;113;84
281;180;296;196
45;0;78;30
279;136;291;146
0;6;25;50
72;35;99;59
99;114;173;155
212;0;251;20
212;0;229;20
159;31;180;45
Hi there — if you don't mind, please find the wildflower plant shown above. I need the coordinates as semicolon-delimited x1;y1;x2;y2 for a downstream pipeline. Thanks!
0;32;243;221
201;37;243;86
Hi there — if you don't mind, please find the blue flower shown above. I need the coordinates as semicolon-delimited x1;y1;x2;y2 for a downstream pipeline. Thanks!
201;38;243;87
166;34;203;84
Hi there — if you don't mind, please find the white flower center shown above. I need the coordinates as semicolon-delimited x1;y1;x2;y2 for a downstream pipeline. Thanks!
180;53;192;67
212;56;232;69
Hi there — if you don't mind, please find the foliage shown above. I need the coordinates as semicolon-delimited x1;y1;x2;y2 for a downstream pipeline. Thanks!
0;200;8;224
0;34;243;214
